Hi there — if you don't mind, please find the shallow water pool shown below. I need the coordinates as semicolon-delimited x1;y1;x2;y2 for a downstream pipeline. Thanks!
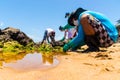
2;53;59;71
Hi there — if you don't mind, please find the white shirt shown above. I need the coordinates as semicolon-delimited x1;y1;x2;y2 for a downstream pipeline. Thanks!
46;28;54;36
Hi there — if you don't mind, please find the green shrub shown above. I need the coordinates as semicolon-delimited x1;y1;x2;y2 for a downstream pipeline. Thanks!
3;41;24;53
0;42;3;48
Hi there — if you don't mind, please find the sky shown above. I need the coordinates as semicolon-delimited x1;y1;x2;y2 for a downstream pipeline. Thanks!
0;0;120;42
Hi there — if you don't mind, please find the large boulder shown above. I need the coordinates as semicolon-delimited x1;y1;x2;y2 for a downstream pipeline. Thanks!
0;27;34;46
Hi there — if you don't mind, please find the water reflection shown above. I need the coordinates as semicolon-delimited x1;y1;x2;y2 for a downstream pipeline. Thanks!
0;52;59;71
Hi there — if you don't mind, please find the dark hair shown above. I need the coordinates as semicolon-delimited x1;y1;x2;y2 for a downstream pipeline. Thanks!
65;12;70;18
68;12;75;26
59;26;64;31
68;8;87;26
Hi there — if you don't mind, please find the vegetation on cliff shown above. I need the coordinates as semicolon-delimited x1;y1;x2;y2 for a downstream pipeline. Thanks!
0;27;63;55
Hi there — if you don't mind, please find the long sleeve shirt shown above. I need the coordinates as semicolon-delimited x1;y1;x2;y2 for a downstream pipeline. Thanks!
67;11;118;48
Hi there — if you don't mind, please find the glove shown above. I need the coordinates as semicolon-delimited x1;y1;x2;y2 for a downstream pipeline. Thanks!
63;39;74;52
63;43;70;52
71;41;85;51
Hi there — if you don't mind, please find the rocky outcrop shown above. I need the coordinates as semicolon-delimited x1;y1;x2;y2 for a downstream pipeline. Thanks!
0;27;34;46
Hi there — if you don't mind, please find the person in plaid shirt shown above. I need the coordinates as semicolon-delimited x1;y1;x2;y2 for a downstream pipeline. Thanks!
63;8;118;52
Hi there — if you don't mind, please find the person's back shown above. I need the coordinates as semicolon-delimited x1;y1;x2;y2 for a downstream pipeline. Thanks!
46;28;54;36
81;11;118;42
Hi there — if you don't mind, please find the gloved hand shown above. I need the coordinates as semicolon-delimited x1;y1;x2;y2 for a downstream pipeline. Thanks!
63;43;70;52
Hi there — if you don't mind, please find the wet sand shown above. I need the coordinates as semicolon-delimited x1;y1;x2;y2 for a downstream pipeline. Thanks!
0;43;120;80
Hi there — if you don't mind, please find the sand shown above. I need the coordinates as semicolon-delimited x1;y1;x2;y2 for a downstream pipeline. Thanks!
0;43;120;80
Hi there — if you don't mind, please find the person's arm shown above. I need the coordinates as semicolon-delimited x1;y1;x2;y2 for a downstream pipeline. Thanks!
64;30;67;39
71;27;77;38
62;24;74;30
63;25;85;52
72;31;77;38
60;29;68;41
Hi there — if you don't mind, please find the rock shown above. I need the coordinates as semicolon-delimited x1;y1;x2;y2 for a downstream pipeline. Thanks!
0;27;34;46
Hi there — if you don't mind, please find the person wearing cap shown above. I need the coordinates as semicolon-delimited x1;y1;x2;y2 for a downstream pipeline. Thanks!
63;8;118;52
41;28;55;45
